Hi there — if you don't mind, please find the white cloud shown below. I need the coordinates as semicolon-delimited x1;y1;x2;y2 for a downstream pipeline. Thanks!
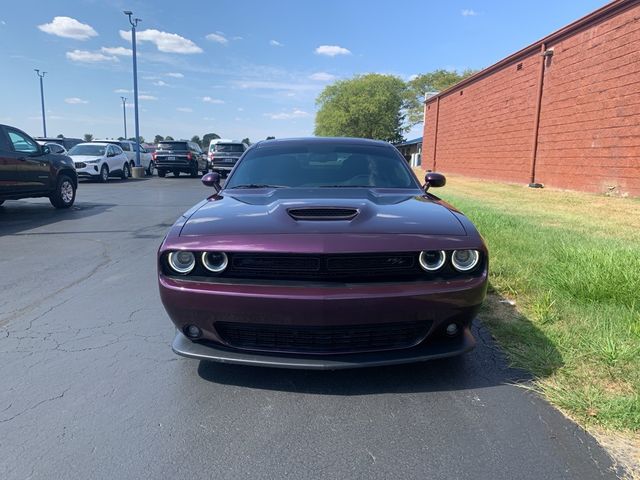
234;80;319;91
114;88;130;93
38;16;97;40
119;29;202;54
232;36;243;40
65;97;88;104
66;49;118;63
139;94;158;101
166;72;184;78
176;107;193;112
265;109;310;120
206;32;228;45
309;72;336;81
315;45;351;56
237;107;244;112
100;46;132;56
1;20;6;26
461;9;478;16
153;80;169;87
202;96;224;104
269;40;283;47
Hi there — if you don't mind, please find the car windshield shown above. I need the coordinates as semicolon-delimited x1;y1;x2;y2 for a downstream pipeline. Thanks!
158;142;188;151
68;144;106;156
225;143;420;189
212;143;244;153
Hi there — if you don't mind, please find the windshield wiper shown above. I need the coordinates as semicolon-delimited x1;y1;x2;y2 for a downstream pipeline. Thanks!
228;184;288;189
317;185;373;188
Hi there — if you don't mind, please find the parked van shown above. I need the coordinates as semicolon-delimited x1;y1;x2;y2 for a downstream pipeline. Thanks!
208;139;248;177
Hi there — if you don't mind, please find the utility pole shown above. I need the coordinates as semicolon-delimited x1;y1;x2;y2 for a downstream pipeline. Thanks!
35;69;47;137
124;10;142;171
121;96;128;139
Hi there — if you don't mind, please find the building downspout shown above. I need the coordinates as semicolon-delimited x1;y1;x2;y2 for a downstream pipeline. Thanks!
432;96;441;171
529;43;549;187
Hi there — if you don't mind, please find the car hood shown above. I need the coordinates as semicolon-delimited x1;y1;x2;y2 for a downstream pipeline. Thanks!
69;155;102;161
180;188;467;236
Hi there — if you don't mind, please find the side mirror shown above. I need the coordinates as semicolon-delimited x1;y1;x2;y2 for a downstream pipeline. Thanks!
424;172;446;191
202;172;221;192
42;145;51;155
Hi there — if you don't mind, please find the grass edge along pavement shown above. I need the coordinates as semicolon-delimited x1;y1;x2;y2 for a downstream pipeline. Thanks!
414;170;639;437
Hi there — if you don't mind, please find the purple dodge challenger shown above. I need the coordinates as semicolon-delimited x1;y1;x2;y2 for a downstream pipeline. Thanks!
158;137;488;369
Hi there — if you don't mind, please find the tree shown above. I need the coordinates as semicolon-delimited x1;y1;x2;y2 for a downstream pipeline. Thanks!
56;134;64;139
83;133;93;142
405;69;476;126
117;136;125;141
154;135;164;144
191;135;202;147
164;135;174;141
201;132;220;149
314;74;408;143
266;136;275;140
241;137;251;145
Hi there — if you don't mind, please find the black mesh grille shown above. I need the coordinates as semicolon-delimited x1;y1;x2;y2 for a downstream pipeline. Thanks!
288;208;358;220
227;253;419;281
215;321;432;353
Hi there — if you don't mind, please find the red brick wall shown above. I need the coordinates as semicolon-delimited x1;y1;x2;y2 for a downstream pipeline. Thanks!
422;1;640;196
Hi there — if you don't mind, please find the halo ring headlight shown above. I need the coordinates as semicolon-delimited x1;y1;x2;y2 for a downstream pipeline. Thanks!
201;251;228;273
419;250;446;271
451;250;480;271
168;251;196;274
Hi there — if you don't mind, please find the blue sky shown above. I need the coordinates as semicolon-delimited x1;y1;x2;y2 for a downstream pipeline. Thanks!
0;0;607;142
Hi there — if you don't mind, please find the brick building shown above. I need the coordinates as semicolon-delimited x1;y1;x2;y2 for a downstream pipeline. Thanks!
422;0;640;196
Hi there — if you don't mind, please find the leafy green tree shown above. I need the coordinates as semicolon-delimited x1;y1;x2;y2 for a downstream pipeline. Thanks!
164;135;174;141
201;132;220;148
405;69;476;126
154;135;164;144
117;136;125;141
314;74;408;143
83;133;93;142
266;136;275;140
191;135;202;147
56;134;64;139
241;137;251;145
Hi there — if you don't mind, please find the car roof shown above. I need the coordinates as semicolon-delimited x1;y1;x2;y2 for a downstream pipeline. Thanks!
253;137;391;149
77;142;110;146
93;139;130;144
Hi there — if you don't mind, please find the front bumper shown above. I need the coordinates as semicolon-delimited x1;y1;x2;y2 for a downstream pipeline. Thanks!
172;327;475;369
76;164;100;178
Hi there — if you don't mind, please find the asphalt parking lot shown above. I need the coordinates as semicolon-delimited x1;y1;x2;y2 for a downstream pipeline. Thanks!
0;177;620;480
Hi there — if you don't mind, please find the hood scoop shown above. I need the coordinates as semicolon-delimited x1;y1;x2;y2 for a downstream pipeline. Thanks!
287;207;359;221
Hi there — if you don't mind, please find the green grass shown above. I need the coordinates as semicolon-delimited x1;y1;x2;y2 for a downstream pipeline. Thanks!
436;175;640;432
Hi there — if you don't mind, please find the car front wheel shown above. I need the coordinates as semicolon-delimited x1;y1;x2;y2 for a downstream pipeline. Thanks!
147;160;155;176
99;164;109;183
158;169;166;177
49;175;76;209
121;162;130;180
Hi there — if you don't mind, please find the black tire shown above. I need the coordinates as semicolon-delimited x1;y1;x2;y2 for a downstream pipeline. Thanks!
173;169;180;177
190;162;198;178
0;200;5;206
147;160;155;176
121;162;130;180
49;175;76;209
158;169;166;177
99;164;109;183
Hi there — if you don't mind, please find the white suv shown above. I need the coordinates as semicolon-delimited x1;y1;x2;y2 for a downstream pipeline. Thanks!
96;140;154;176
68;142;131;182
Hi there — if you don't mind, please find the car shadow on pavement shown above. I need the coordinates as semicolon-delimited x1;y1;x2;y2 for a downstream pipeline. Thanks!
196;301;562;395
0;201;116;236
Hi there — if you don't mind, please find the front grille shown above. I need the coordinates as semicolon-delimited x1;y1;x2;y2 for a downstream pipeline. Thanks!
215;320;432;354
288;207;358;220
227;253;419;281
74;162;86;168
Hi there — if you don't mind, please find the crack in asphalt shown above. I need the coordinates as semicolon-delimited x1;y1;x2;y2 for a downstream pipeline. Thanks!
0;388;70;424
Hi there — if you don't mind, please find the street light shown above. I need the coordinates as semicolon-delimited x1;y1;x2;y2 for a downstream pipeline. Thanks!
124;10;142;170
120;96;127;139
34;69;47;137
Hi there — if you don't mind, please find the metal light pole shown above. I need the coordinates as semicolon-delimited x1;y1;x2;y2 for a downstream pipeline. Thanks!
120;96;128;139
124;11;142;169
35;69;47;137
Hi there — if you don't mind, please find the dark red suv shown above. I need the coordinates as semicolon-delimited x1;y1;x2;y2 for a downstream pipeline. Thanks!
0;124;78;209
